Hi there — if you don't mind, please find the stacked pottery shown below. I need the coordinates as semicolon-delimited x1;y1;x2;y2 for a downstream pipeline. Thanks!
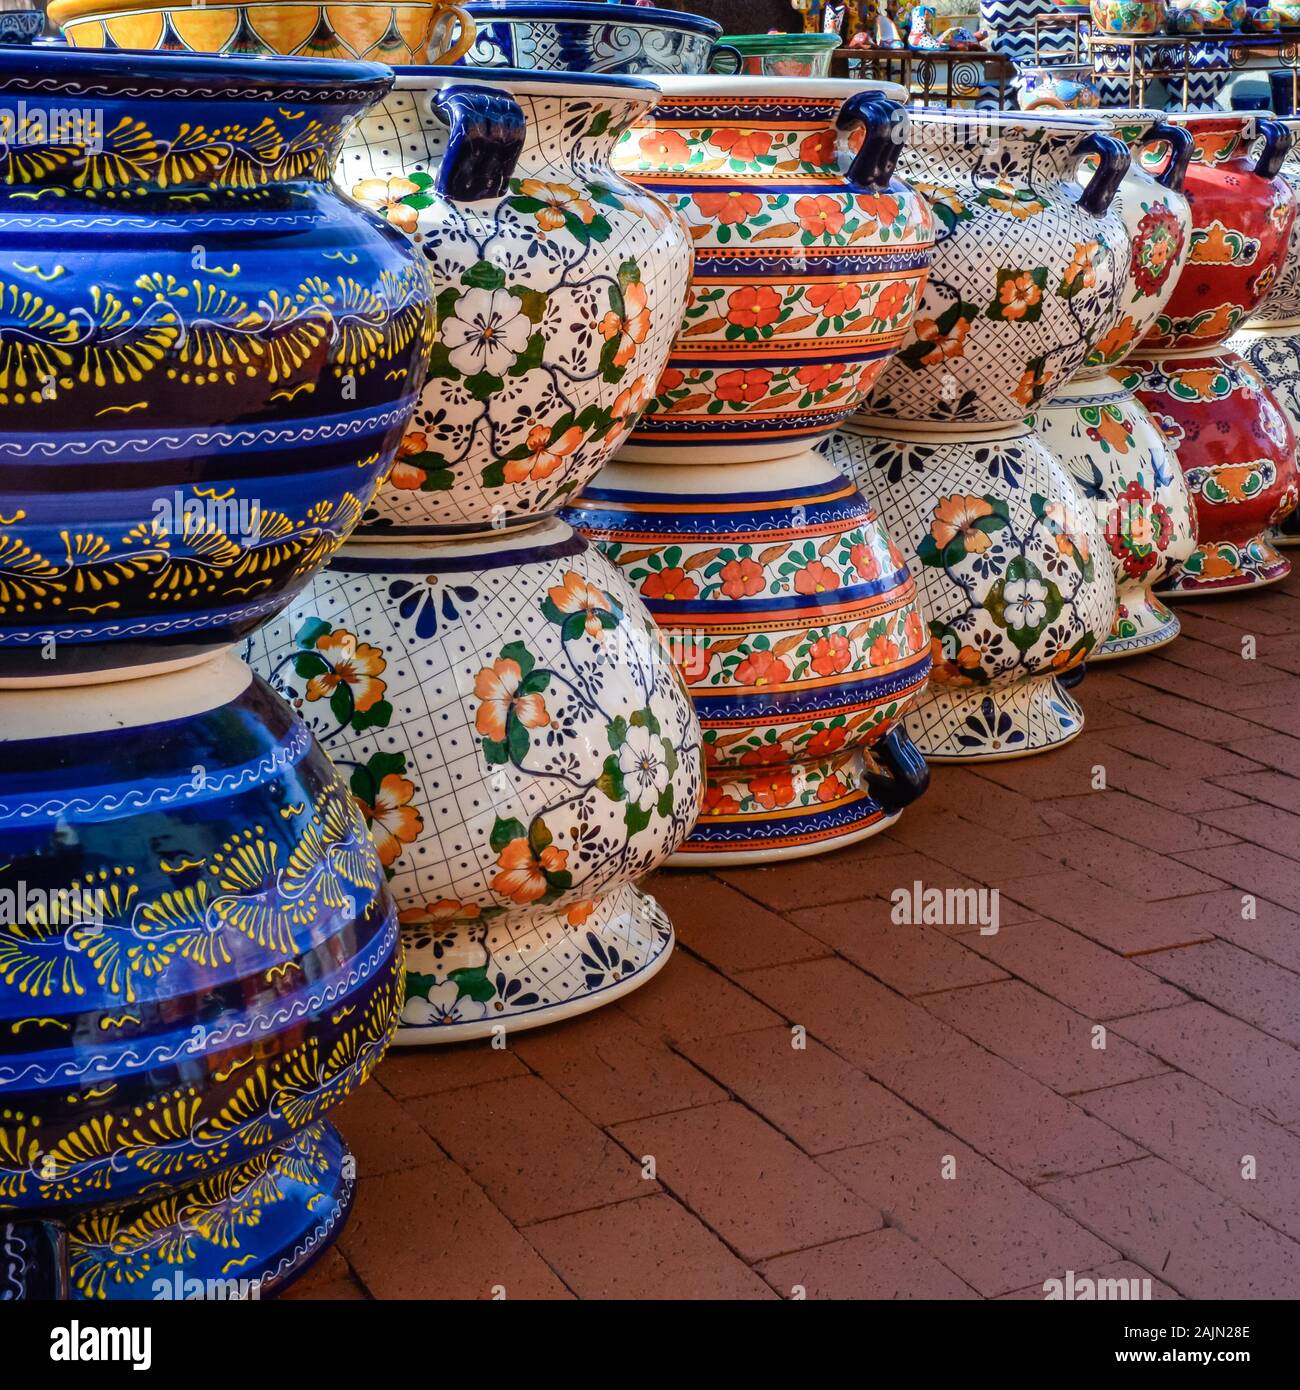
1128;111;1300;595
1228;115;1300;550
828;108;1127;761
248;67;704;1040
565;79;938;864
1034;112;1199;659
0;49;432;1299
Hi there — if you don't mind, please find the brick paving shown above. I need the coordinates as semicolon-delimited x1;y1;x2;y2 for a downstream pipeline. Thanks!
293;575;1300;1301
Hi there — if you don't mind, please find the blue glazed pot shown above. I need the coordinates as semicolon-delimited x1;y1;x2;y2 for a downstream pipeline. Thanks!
0;653;403;1299
458;1;741;73
0;48;434;686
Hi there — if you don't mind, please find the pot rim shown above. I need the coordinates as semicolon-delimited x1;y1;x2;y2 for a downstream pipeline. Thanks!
0;43;394;95
48;0;433;22
393;63;660;95
647;74;907;102
465;0;722;39
906;105;1104;134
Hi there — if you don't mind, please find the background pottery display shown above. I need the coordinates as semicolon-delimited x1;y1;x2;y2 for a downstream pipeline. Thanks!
1089;0;1166;33
337;68;691;538
826;419;1116;759
566;455;932;863
611;76;933;462
48;0;476;62
0;1;41;42
459;1;742;73
247;520;703;1040
1016;65;1101;112
0;48;434;686
0;653;403;1299
1128;350;1298;592
728;31;841;77
860;108;1130;426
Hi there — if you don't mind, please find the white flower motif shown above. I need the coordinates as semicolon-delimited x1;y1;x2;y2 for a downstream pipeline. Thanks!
401;980;489;1027
441;288;531;376
1003;577;1048;630
617;723;669;803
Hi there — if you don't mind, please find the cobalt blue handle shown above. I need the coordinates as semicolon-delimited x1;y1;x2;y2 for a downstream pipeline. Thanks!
862;727;930;814
434;84;527;202
1144;119;1193;194
839;94;907;190
709;42;743;74
1255;118;1292;181
1077;131;1130;217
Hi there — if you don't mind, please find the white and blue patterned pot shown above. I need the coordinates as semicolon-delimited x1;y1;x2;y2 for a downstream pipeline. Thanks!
458;1;741;74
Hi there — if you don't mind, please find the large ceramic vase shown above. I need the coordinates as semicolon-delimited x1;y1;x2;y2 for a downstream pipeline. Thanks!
248;70;703;1040
841;109;1126;760
337;68;692;537
248;521;702;1040
1228;324;1300;548
1132;112;1300;593
564;77;939;862
1035;112;1198;659
458;1;741;73
0;48;434;686
0;653;403;1300
565;456;931;864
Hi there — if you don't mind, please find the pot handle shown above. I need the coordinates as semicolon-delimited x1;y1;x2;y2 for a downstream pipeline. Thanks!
838;94;906;190
1254;118;1292;180
708;42;743;74
0;1220;69;1300
861;726;930;815
433;84;527;202
1141;119;1193;194
1076;131;1130;217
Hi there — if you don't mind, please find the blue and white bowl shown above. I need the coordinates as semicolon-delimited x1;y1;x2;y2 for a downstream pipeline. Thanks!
458;1;741;74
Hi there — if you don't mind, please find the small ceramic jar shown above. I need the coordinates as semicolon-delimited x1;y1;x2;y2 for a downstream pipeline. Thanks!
1090;0;1167;33
1017;65;1102;111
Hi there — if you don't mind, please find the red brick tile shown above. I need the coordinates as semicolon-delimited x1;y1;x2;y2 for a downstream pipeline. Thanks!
921;979;1167;1094
333;1079;444;1176
615;949;780;1044
757;1228;979;1299
643;870;829;975
1120;654;1297;709
1236;702;1300;738
377;1041;528;1100
974;736;1120;801
920;765;1059;838
1077;1073;1300;1239
408;1076;648;1225
1039;1157;1300;1299
883;807;1065;881
1136;888;1300;973
1108;691;1268;745
1018;819;1227;901
1224;730;1300;778
611;1102;882;1262
511;1008;725;1126
736;956;969;1080
821;1127;1117;1296
1000;870;1215;955
339;1161;572;1299
1138;940;1300;1045
678;1026;929;1155
281;1275;369;1301
998;1260;1181;1301
1042;789;1237;856
1102;723;1261;778
967;921;1186;1018
881;1037;1143;1183
526;1193;774;1299
1174;841;1300;914
1157;632;1285;683
279;1245;354;1301
1213;769;1300;816
788;897;1008;995
1110;1002;1300;1123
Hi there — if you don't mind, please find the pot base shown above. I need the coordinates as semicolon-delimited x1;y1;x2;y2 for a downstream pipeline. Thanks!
1157;537;1292;597
905;674;1085;762
18;1121;355;1302
1091;587;1181;660
394;883;674;1044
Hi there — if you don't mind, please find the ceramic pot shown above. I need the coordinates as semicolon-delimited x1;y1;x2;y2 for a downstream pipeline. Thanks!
1032;375;1196;657
1140;112;1296;352
610;77;935;463
1243;116;1300;327
459;2;742;73
0;3;40;41
1128;350;1299;591
1271;0;1300;24
1167;0;1245;26
1089;0;1166;33
860;108;1130;426
1228;322;1300;546
246;519;702;1041
1017;65;1101;111
49;0;475;62
0;653;402;1299
729;32;841;77
0;49;434;687
337;69;691;539
826;419;1116;760
565;455;931;863
1079;111;1193;375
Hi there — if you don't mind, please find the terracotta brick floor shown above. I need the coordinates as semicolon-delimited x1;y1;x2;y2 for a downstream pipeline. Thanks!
295;573;1300;1301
